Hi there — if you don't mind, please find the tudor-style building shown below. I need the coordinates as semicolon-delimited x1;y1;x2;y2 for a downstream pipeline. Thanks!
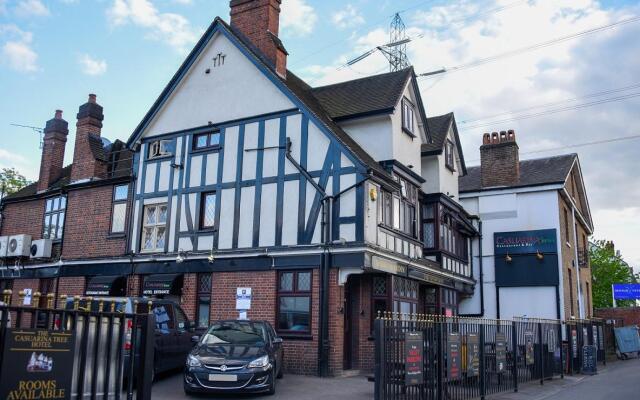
0;0;478;376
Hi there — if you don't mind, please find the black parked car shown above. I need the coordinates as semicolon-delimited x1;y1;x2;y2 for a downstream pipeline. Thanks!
184;320;284;395
64;296;195;381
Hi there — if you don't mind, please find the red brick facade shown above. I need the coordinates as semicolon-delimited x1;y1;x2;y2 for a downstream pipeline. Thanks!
62;184;128;259
480;130;520;188
37;110;68;192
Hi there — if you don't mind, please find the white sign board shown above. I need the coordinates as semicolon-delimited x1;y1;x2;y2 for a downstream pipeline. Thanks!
23;288;32;306
238;311;248;320
236;288;252;310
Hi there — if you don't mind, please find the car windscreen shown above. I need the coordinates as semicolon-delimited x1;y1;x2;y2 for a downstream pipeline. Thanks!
201;322;267;346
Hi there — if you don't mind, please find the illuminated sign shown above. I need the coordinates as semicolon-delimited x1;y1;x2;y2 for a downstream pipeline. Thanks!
494;229;557;255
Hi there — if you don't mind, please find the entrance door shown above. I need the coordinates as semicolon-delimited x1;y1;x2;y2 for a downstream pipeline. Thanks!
343;276;360;370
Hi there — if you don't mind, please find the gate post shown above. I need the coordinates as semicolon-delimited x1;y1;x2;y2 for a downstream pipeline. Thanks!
436;319;444;400
538;323;544;385
374;316;384;400
512;320;518;392
136;303;156;400
479;323;486;400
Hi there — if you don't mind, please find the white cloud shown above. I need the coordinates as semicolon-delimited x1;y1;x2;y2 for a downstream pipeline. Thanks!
300;0;640;271
0;24;38;72
78;54;107;76
14;0;49;17
332;4;365;29
281;0;317;37
593;208;640;273
0;149;38;181
107;0;199;52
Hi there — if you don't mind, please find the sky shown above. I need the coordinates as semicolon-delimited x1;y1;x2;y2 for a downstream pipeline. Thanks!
0;0;638;271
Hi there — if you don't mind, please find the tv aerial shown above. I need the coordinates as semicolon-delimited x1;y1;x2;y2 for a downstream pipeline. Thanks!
10;123;44;149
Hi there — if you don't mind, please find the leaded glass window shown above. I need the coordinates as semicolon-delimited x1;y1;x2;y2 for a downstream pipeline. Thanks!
141;203;167;252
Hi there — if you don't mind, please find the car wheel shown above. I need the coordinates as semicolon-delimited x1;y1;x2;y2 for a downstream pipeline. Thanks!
267;369;276;396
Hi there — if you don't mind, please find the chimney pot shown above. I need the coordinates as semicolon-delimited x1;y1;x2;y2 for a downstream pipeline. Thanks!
483;133;491;145
88;94;97;103
491;132;499;144
55;110;63;119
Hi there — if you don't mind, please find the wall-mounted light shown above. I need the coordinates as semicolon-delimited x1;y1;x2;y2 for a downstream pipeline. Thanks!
176;249;187;264
505;253;513;263
536;251;544;260
369;187;378;201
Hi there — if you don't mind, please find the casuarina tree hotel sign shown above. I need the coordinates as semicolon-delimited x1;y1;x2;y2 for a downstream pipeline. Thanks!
0;329;75;400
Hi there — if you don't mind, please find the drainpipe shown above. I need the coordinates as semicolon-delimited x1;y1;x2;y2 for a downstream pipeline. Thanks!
285;138;371;377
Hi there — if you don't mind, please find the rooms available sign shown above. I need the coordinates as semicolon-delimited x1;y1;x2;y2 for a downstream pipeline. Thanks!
0;330;75;400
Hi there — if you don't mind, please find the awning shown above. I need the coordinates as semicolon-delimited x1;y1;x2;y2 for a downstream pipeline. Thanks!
142;274;183;296
85;275;126;296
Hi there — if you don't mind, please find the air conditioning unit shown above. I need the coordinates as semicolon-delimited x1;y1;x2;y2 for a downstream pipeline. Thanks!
7;234;32;257
30;239;52;259
0;236;7;258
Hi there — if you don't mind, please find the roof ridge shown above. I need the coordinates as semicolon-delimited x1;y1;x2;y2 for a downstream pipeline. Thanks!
310;67;412;91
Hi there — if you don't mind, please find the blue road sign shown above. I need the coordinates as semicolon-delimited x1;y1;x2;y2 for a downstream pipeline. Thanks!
612;283;640;300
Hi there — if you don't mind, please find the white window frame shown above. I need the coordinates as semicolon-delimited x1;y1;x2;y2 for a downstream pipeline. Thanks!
141;203;168;252
401;98;415;136
148;140;173;159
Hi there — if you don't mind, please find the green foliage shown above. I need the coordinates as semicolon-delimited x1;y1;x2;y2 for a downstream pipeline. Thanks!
0;168;30;198
590;239;638;308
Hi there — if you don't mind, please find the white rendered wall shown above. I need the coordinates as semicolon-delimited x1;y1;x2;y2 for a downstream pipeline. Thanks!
459;190;563;319
499;287;558;319
340;116;393;162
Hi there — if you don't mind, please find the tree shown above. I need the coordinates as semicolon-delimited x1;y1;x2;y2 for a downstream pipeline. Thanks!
0;168;30;199
590;240;638;308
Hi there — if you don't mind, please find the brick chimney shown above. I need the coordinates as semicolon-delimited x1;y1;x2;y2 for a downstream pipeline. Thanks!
230;0;288;78
70;94;107;182
37;110;69;192
480;130;520;188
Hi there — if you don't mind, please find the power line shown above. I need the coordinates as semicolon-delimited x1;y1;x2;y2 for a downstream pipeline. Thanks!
459;91;640;130
465;134;640;163
459;82;640;124
418;14;640;79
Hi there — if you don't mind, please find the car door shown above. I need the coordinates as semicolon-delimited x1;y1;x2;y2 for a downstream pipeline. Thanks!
268;323;284;372
173;305;193;367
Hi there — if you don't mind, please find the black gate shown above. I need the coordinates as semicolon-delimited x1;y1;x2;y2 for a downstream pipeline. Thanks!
374;313;604;400
0;290;155;400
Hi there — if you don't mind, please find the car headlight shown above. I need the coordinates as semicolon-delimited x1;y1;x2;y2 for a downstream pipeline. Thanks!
186;354;202;368
248;355;270;369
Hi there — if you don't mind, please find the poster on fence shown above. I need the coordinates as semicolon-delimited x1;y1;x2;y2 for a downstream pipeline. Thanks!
547;330;556;353
525;332;535;365
0;329;75;400
405;331;424;386
447;332;461;380
466;333;480;377
592;326;598;350
495;332;507;373
571;329;578;358
582;345;597;375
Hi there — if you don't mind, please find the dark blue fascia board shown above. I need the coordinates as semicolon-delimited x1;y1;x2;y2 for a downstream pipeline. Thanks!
379;159;425;184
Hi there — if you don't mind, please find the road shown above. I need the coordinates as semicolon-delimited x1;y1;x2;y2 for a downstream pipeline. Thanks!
150;358;639;400
150;371;374;400
492;357;640;400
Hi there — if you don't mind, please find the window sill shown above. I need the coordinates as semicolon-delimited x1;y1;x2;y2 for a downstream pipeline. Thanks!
402;127;416;139
191;146;221;155
107;233;126;239
277;333;313;341
378;224;420;244
146;154;173;161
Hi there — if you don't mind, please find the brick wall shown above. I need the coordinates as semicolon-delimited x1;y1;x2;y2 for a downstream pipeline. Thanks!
62;184;128;260
57;277;85;297
181;273;197;321
595;307;640;326
1;200;45;238
479;131;520;188
327;268;345;375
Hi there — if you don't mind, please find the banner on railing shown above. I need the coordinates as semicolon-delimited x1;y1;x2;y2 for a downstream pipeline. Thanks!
466;333;480;377
495;332;507;373
405;331;424;386
447;332;461;379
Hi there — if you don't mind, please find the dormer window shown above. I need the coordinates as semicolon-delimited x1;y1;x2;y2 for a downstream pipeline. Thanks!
401;98;415;137
148;139;173;159
445;140;455;171
193;130;221;151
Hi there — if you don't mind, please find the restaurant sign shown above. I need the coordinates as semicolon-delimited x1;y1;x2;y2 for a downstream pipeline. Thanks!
0;329;75;400
494;229;557;255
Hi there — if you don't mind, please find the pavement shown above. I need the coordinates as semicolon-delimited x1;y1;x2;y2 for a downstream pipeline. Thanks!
489;357;640;400
150;371;374;400
150;358;640;400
